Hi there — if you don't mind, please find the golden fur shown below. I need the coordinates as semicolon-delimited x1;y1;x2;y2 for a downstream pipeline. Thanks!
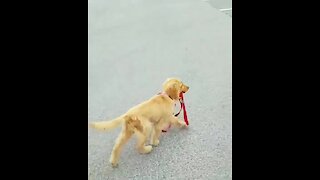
90;78;189;167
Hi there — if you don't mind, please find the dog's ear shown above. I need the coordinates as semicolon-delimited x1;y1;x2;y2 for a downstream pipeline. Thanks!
164;82;179;100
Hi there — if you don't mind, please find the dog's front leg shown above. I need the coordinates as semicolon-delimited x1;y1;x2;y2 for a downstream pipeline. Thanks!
170;116;187;128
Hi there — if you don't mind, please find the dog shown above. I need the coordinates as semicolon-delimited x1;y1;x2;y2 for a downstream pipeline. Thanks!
90;78;189;167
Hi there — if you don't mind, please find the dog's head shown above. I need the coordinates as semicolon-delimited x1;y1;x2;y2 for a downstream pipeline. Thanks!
162;78;189;100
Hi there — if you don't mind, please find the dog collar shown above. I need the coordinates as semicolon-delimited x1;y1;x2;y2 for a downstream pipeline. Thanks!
157;92;173;100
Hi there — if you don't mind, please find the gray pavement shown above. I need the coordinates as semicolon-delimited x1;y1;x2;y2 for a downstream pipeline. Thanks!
88;0;232;179
206;0;232;17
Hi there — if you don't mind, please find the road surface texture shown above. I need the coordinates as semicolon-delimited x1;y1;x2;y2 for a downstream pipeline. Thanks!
88;0;232;179
206;0;232;17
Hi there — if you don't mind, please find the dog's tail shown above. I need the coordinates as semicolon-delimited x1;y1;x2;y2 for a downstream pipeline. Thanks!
89;115;124;131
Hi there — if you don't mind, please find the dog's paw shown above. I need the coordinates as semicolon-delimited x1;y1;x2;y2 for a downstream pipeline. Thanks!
111;163;118;168
152;139;160;146
110;160;118;167
144;145;153;153
183;123;188;129
139;145;153;154
109;157;119;168
179;121;188;129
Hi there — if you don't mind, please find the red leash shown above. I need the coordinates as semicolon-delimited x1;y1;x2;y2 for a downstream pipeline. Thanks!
180;92;189;125
162;92;188;132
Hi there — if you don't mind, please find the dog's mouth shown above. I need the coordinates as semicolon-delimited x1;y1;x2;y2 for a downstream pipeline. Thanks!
181;86;189;93
181;90;188;94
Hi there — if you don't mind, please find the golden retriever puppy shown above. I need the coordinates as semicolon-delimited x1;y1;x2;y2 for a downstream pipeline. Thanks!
90;78;189;167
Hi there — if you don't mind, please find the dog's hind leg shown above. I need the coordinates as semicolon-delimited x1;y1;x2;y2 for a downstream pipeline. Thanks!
135;122;153;154
136;133;153;154
109;127;133;167
151;124;162;146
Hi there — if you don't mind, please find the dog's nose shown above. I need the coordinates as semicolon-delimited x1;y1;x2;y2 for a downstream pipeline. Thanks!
183;86;189;93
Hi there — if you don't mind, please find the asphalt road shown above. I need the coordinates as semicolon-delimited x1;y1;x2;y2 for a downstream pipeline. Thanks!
88;0;232;179
205;0;232;17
